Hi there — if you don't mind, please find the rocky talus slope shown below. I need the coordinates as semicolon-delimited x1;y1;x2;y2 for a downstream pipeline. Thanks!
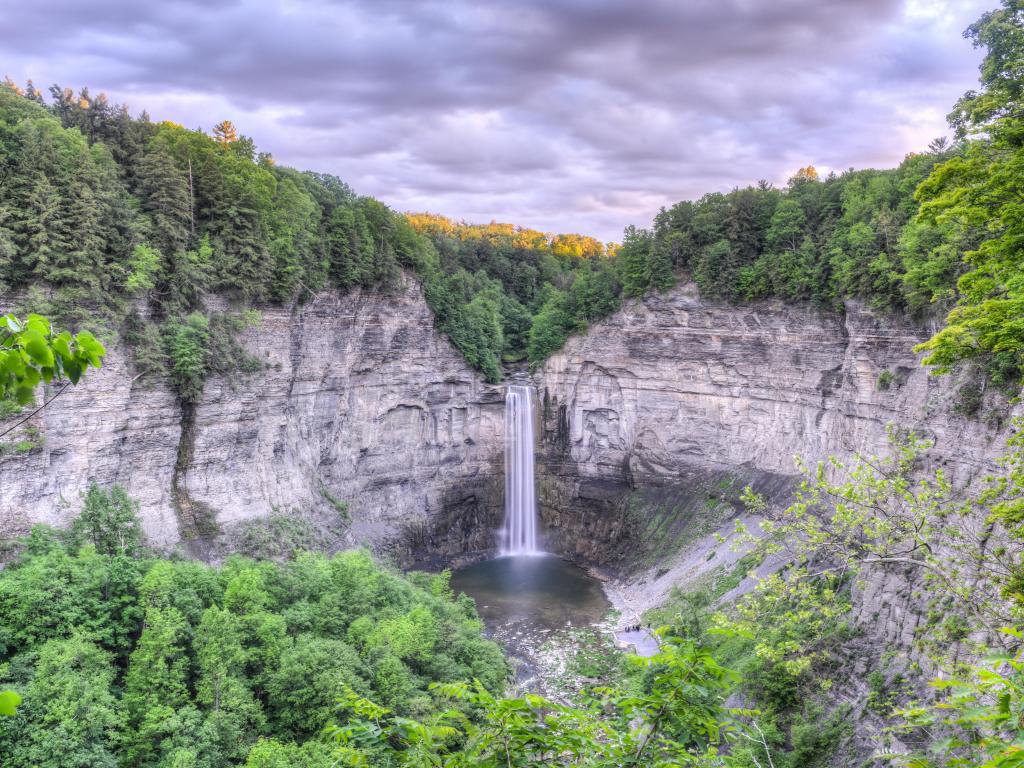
0;280;505;558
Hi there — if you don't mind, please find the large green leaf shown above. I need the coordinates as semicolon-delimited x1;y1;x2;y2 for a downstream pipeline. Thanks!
0;689;21;716
14;384;36;405
20;329;54;368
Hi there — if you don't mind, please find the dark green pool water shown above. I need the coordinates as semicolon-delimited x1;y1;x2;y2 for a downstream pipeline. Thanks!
450;555;612;688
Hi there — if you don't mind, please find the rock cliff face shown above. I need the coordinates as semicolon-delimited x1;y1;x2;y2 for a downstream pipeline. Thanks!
536;282;1008;564
1;277;1008;761
0;279;1011;572
0;281;506;558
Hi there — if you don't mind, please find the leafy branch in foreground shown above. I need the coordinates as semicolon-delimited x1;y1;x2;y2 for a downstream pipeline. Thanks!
325;636;771;768
911;0;1024;387
0;312;105;719
894;629;1024;768
732;426;1024;663
0;313;105;405
716;419;1024;765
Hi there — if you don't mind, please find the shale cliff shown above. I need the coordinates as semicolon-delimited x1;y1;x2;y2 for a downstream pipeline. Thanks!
0;280;505;557
536;282;1009;564
0;280;1011;573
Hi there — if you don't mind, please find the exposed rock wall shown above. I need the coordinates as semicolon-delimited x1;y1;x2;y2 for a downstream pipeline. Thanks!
537;282;1009;563
535;283;1017;762
0;278;1012;570
0;280;505;558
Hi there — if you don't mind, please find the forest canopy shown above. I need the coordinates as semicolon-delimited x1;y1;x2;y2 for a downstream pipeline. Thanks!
0;488;507;768
0;64;1018;386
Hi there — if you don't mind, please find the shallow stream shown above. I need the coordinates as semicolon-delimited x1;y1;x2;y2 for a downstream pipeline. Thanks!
450;554;611;690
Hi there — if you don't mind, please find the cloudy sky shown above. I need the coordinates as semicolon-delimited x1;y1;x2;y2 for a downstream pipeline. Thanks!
0;0;991;241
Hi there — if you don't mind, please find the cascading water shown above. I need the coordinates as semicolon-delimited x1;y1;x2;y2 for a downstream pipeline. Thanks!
501;384;541;555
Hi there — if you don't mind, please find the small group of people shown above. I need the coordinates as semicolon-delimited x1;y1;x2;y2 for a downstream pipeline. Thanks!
622;623;646;633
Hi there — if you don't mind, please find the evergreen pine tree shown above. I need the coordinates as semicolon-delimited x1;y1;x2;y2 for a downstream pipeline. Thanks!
620;225;652;298
137;147;192;256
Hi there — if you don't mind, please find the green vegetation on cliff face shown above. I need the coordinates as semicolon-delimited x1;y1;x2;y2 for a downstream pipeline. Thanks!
0;487;506;767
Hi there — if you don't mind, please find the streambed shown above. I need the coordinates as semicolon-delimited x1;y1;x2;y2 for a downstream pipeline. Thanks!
450;554;658;695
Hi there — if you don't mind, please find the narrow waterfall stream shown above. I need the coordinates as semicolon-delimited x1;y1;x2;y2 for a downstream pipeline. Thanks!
501;384;540;555
451;381;615;694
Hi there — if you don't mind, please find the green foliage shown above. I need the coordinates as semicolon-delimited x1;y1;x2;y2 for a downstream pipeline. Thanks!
164;312;210;402
125;242;162;295
910;2;1024;386
326;637;752;768
735;427;1024;655
244;738;335;767
711;416;1024;766
954;381;984;416
71;483;144;557
0;424;44;455
877;369;895;391
0;313;105;405
5;634;123;767
321;488;350;524
876;416;1024;766
0;493;508;766
161;311;262;402
0;390;22;420
236;514;326;560
620;225;655;298
378;214;623;374
0;308;106;720
646;154;949;313
0;689;20;716
785;703;853;768
895;629;1024;768
713;569;852;679
526;287;583;365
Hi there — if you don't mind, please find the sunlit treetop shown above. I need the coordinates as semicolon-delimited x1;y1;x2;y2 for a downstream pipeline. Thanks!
405;212;614;259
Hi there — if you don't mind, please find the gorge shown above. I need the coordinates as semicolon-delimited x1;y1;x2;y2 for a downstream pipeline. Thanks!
5;16;1024;755
1;278;1005;568
3;268;1014;760
0;266;1016;767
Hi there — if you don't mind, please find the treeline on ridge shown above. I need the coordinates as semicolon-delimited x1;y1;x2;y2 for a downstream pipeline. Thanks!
0;81;623;385
0;77;1012;388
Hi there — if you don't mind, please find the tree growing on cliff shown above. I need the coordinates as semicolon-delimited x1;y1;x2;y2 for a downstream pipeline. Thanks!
913;0;1024;387
620;225;654;298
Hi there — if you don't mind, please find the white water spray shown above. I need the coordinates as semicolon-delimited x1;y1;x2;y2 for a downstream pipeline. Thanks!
501;384;541;555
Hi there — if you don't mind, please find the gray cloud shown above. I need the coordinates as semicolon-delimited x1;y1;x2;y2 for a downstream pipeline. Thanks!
0;0;991;240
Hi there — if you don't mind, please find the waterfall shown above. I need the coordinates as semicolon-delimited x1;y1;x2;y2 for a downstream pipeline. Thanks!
502;384;541;555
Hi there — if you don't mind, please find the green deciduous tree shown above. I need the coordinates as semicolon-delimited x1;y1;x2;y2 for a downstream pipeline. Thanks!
620;225;654;298
71;483;143;557
3;635;122;768
913;1;1024;386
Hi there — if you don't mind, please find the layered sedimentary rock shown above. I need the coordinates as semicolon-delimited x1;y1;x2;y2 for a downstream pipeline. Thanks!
0;278;1011;571
0;280;505;557
537;282;1009;563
